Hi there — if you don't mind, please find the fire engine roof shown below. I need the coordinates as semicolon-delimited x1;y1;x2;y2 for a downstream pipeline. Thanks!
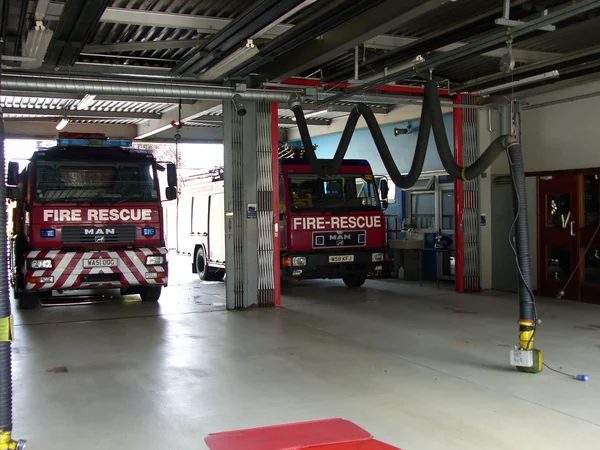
33;145;154;161
281;158;370;167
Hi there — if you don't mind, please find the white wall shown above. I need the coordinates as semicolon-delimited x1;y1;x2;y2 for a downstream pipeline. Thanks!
286;104;453;141
520;78;600;291
521;79;600;172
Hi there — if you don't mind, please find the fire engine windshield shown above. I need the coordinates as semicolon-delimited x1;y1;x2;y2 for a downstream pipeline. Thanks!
35;160;159;204
288;174;380;211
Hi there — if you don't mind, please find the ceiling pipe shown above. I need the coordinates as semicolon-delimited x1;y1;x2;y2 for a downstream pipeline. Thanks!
0;76;298;103
313;0;600;106
280;77;451;96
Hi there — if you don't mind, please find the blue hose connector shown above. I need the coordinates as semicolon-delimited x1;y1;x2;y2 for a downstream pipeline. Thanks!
575;374;589;381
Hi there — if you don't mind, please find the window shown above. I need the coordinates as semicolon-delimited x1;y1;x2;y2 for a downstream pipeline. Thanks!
441;189;454;230
410;192;435;229
407;174;454;232
288;173;379;211
35;160;158;204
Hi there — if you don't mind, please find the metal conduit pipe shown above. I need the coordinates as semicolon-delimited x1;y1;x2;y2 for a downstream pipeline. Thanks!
0;76;297;103
290;79;538;369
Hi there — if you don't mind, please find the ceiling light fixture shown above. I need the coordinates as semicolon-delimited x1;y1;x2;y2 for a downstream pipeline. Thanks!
198;41;259;81
21;21;53;69
76;94;96;110
476;70;559;96
56;119;69;131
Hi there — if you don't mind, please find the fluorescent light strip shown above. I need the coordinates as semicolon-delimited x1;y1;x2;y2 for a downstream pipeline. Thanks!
56;119;69;130
198;45;260;81
476;70;560;96
76;94;96;110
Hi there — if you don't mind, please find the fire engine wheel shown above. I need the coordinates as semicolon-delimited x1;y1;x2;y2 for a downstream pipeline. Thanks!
342;273;367;288
211;270;225;282
140;286;162;303
17;292;41;310
196;250;215;281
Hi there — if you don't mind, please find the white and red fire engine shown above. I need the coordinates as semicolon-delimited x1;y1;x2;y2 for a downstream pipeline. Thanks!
166;156;389;288
6;133;178;309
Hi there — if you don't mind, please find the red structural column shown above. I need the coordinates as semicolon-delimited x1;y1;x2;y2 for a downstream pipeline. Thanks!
272;103;281;306
453;95;465;294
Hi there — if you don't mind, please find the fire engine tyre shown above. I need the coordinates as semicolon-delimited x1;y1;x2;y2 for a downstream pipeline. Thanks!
17;292;41;310
211;270;225;282
140;286;162;302
342;273;367;288
196;249;214;281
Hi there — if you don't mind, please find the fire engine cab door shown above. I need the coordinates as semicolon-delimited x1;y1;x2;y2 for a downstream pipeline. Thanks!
209;193;225;263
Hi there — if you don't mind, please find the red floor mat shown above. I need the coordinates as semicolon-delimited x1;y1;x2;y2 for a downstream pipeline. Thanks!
205;418;401;450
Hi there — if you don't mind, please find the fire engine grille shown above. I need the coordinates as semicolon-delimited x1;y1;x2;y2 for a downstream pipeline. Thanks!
62;226;136;244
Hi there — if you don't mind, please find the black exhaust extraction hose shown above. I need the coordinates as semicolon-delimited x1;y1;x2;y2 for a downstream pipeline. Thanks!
424;80;508;181
0;120;13;436
290;88;432;189
290;80;510;188
507;140;535;322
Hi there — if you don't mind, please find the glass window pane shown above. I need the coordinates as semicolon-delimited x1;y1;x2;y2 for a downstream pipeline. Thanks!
441;190;454;230
411;193;435;229
547;246;571;281
546;193;571;228
35;160;158;203
288;174;379;211
585;248;600;284
584;174;599;227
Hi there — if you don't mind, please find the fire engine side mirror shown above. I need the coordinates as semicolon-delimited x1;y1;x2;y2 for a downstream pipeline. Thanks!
7;162;19;186
165;186;177;201
381;200;389;210
379;178;389;200
167;163;177;187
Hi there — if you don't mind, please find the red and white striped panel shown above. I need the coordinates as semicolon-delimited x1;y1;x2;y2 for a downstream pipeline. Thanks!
24;247;168;291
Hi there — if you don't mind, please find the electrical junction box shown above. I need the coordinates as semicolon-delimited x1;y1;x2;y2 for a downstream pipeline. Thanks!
510;348;533;367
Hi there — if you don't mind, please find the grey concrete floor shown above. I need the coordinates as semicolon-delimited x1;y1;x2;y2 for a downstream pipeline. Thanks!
10;254;600;449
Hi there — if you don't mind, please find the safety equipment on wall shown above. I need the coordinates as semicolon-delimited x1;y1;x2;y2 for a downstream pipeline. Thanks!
290;80;538;370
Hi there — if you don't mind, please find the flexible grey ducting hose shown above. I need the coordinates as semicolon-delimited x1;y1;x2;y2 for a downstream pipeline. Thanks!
0;119;13;435
290;88;431;189
507;141;535;321
290;80;509;187
424;80;508;181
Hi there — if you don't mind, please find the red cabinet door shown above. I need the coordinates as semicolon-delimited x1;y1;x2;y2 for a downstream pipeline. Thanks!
538;174;579;300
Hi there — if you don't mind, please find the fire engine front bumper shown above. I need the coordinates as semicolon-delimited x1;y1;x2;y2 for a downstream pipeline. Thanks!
281;249;385;279
23;248;168;292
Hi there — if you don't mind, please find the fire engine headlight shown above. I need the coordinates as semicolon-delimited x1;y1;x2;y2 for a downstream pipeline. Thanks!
292;257;307;266
29;259;53;269
372;253;384;262
146;255;165;266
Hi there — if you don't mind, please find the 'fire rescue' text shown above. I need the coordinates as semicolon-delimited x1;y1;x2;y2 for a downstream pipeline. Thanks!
292;216;381;230
43;209;153;222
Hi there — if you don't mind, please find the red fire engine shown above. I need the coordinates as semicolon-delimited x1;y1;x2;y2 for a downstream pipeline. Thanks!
168;157;388;288
6;133;177;309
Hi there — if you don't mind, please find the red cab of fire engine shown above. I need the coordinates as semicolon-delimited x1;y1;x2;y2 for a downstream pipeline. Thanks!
279;158;389;288
6;133;178;309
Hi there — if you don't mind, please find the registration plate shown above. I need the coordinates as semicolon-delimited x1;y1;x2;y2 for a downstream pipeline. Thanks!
329;255;354;263
83;258;118;268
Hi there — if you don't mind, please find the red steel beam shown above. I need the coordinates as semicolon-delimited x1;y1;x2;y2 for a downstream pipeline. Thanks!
271;102;281;307
453;94;465;294
280;77;450;96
